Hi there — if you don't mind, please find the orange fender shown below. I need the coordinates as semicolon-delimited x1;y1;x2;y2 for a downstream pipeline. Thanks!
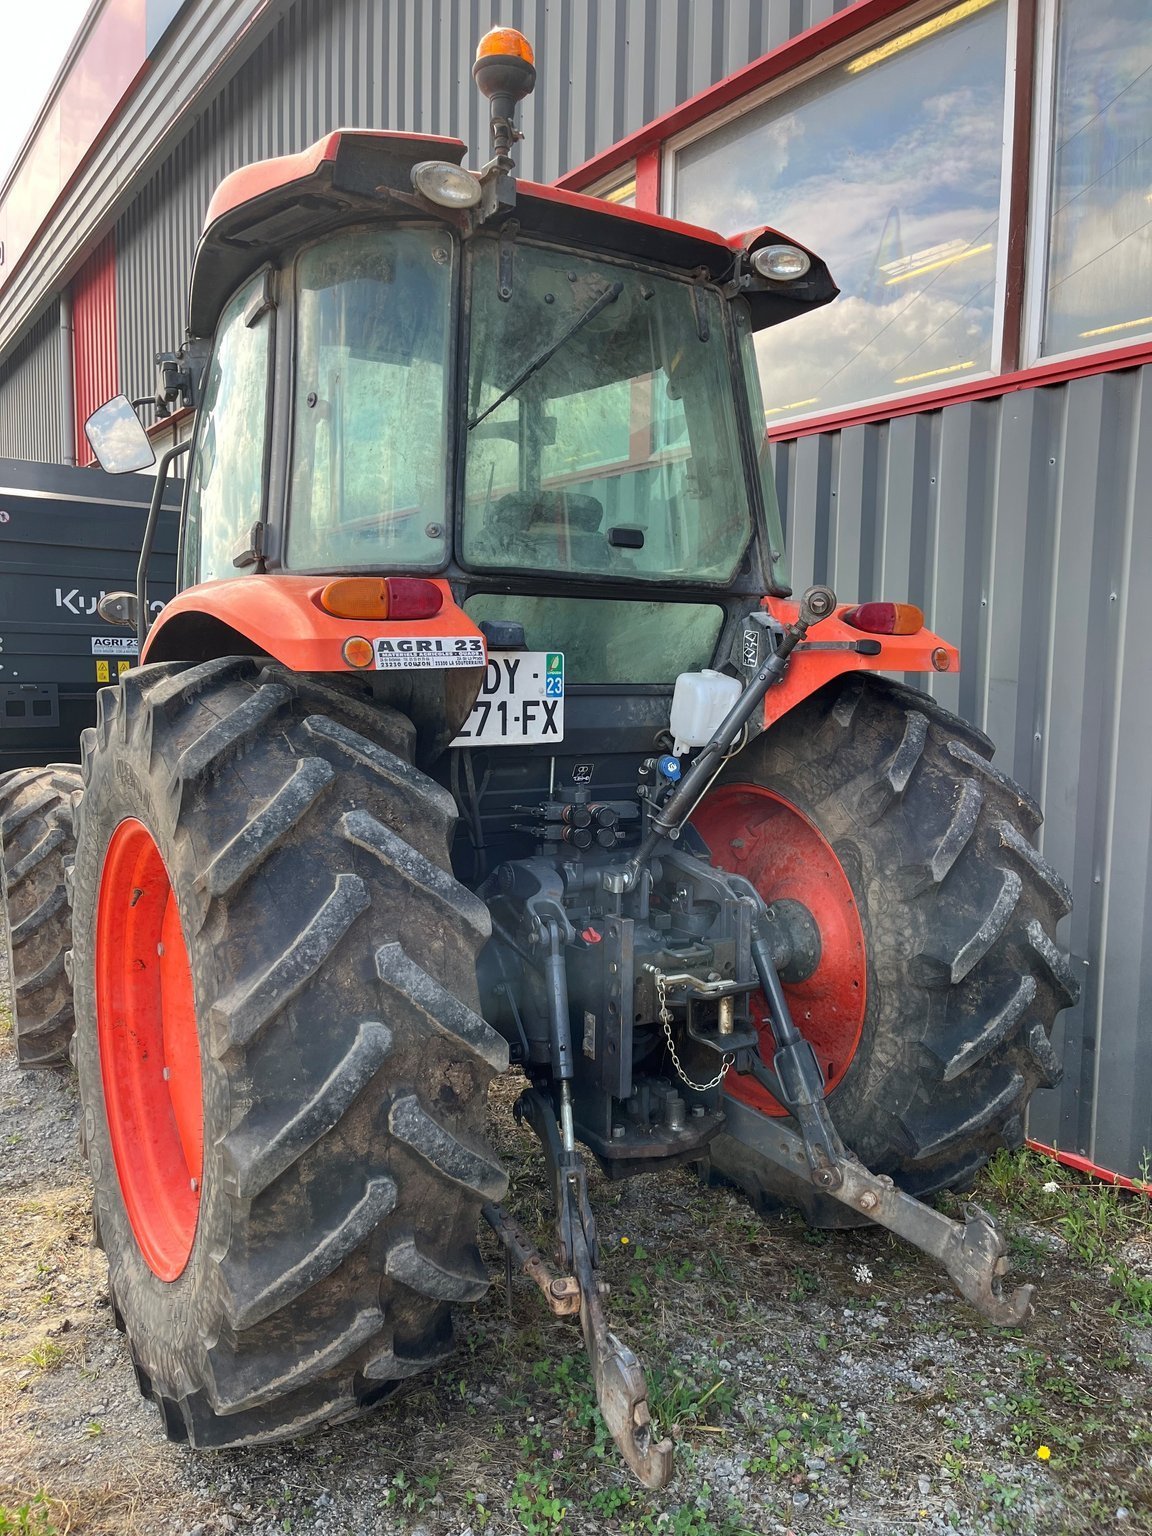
759;596;957;729
141;575;486;755
141;574;484;672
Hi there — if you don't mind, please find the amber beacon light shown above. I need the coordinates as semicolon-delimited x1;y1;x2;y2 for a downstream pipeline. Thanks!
473;26;537;158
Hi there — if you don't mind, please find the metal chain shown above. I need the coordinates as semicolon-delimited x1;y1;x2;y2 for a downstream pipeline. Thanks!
653;968;733;1093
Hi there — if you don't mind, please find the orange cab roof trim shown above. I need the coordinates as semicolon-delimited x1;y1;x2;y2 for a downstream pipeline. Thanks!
188;129;836;337
202;129;470;232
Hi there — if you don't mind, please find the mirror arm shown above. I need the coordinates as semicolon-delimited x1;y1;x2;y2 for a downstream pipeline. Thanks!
137;439;193;648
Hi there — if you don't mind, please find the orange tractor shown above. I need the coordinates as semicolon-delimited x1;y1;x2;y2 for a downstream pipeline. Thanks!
0;29;1076;1488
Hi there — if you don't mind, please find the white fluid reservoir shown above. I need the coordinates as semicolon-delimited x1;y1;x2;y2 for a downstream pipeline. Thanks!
669;669;743;757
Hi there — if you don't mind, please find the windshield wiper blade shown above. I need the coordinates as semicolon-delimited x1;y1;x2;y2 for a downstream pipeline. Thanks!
468;280;623;430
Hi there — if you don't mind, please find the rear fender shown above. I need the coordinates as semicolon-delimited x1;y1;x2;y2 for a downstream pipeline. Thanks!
141;574;486;752
758;596;958;729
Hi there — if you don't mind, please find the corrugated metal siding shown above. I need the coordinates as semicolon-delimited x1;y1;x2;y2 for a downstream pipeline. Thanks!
71;234;119;464
117;0;853;400
0;302;61;463
771;367;1152;1175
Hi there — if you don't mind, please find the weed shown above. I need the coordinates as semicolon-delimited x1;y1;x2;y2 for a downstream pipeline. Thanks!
0;1494;61;1535
21;1341;65;1373
509;1469;566;1534
785;1267;819;1303
747;1382;868;1482
648;1367;735;1432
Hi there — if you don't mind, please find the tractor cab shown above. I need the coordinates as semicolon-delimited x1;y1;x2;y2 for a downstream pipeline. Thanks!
88;31;836;711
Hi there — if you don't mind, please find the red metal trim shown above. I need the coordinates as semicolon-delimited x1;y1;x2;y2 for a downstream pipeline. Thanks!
556;0;914;193
1027;1140;1151;1196
634;146;660;213
145;403;194;440
520;178;732;244
999;0;1038;374
72;233;119;465
768;342;1152;441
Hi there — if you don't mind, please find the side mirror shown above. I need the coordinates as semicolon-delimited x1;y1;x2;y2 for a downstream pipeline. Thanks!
96;591;138;628
84;395;156;474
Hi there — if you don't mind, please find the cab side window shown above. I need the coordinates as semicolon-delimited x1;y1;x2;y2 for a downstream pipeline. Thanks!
181;273;273;586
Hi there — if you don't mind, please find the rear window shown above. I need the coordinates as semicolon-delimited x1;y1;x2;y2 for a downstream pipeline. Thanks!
464;595;725;684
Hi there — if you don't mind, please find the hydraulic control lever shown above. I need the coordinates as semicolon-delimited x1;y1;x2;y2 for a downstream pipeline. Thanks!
623;585;836;882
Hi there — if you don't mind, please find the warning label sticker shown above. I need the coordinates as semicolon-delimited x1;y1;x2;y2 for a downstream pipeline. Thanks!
373;636;485;670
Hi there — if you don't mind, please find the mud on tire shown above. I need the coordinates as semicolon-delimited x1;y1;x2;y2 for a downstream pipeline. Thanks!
70;657;507;1446
0;764;84;1066
696;674;1077;1224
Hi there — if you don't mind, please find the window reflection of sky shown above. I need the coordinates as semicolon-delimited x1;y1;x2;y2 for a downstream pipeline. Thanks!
1045;0;1152;355
674;2;1008;419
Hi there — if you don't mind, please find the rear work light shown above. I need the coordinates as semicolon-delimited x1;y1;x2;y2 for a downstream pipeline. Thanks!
320;577;445;621
840;602;924;635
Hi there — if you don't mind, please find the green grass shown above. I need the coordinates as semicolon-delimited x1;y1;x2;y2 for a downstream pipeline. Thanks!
978;1148;1152;1322
20;1340;65;1374
0;1494;61;1536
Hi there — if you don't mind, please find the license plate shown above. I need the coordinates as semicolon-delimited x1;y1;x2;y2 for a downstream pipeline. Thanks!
451;651;564;746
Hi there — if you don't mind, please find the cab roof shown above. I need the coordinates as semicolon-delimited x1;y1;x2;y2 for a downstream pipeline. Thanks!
188;129;836;337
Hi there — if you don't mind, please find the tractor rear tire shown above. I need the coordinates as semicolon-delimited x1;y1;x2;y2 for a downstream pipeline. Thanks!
0;764;84;1066
70;658;507;1446
693;673;1076;1226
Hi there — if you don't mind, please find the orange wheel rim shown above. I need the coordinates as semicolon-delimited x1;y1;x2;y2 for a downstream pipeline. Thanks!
693;785;867;1118
96;819;202;1280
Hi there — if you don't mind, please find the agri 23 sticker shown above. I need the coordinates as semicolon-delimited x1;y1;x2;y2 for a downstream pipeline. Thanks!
373;636;485;670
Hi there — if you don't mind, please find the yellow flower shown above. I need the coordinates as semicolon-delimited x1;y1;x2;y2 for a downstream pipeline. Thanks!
1036;1445;1051;1461
620;1236;629;1245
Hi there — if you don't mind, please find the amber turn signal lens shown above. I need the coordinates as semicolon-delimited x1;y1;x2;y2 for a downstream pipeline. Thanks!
932;647;952;671
841;602;925;635
342;637;375;669
320;577;444;621
476;26;535;64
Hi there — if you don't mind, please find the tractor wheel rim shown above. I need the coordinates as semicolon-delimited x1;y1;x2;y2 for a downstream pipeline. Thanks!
96;818;202;1280
692;785;867;1118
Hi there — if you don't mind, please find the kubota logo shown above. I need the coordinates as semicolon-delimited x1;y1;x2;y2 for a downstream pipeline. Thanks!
56;587;105;616
55;588;164;617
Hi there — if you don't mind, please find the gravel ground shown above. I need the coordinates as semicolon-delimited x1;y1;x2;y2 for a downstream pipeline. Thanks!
1;924;1150;1536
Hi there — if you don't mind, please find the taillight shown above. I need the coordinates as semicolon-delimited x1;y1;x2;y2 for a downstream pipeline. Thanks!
840;602;924;635
319;577;445;621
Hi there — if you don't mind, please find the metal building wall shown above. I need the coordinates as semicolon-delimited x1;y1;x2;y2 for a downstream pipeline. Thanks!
771;367;1152;1176
117;0;853;399
0;303;62;464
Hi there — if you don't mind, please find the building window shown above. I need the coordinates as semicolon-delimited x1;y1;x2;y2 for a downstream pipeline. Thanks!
1034;0;1152;357
669;0;1011;424
586;166;637;207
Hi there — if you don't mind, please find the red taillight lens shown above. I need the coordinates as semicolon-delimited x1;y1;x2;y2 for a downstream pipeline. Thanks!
319;577;444;621
385;578;444;620
840;601;924;636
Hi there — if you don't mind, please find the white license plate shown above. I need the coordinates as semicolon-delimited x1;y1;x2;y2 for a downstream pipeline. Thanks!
451;651;564;746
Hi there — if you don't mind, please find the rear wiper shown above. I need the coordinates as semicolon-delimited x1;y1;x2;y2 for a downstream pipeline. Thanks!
468;280;623;429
